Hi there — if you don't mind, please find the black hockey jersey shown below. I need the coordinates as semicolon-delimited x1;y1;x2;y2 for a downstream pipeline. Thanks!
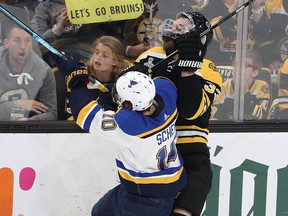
136;46;222;167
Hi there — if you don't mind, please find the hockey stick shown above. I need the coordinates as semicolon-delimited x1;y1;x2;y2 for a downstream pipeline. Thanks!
0;5;68;60
148;0;256;73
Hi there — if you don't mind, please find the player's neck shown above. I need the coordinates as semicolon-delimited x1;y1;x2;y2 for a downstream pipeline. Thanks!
142;104;157;116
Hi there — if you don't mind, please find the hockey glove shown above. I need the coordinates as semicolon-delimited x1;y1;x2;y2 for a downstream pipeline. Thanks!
64;53;89;90
52;52;83;74
175;29;207;71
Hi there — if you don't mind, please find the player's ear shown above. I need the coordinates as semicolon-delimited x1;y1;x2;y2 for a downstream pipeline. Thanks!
122;101;133;110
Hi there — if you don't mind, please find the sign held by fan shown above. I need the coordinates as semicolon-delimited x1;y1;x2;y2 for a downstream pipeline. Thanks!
66;0;144;24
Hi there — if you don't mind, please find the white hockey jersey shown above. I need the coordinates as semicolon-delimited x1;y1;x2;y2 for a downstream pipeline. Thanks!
73;78;187;197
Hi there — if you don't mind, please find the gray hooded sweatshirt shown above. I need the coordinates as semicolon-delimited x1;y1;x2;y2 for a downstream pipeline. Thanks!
0;46;57;121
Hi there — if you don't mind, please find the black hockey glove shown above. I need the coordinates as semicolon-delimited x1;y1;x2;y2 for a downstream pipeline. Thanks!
175;29;207;71
63;53;89;90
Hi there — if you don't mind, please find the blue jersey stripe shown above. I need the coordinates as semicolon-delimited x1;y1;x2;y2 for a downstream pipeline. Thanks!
83;105;102;131
116;159;183;178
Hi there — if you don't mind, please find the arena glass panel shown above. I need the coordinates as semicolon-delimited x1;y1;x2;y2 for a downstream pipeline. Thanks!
0;0;288;133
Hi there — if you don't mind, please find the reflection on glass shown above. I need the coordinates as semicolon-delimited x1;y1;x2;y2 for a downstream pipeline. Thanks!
268;58;288;120
211;50;271;120
0;0;287;123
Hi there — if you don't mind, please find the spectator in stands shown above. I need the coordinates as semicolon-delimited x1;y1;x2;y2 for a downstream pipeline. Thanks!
122;0;159;60
0;1;43;55
248;0;272;67
198;0;249;65
0;0;40;21
212;50;271;120
268;58;288;119
197;0;274;69
263;0;288;72
30;0;125;65
123;0;193;60
88;36;129;84
29;0;194;63
247;0;287;74
55;35;129;120
198;0;240;21
0;21;57;121
9;0;40;17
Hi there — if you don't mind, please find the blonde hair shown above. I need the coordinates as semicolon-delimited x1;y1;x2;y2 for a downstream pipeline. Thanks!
89;36;127;80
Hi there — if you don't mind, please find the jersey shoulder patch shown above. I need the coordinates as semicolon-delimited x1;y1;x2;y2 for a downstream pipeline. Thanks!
199;59;223;87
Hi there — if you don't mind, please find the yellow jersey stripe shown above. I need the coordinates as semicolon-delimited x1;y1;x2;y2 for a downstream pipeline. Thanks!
137;109;178;138
76;101;97;127
118;166;184;184
177;137;208;145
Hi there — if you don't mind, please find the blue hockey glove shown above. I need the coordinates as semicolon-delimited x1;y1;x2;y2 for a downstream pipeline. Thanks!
63;53;89;90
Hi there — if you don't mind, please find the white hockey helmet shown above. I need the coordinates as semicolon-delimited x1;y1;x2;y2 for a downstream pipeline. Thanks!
113;71;156;111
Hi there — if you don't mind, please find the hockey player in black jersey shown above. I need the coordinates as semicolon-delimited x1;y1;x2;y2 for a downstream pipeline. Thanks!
136;11;222;216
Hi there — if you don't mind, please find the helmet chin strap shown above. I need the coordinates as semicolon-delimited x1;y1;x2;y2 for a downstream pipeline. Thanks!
201;35;207;45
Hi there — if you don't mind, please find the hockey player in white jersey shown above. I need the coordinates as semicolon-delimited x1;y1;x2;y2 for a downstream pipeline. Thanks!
62;61;187;215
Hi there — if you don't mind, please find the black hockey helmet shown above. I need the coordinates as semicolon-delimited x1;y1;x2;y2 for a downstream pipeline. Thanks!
176;11;213;47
